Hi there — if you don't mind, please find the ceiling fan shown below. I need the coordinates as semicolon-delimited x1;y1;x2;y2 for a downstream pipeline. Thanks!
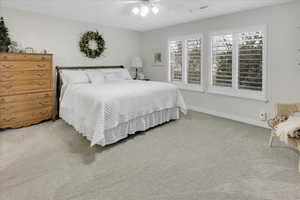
118;0;160;4
119;0;161;17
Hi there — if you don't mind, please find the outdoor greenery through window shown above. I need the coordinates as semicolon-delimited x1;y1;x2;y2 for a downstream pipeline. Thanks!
169;40;183;81
212;35;233;87
187;39;202;84
238;32;263;91
169;37;202;86
210;29;265;96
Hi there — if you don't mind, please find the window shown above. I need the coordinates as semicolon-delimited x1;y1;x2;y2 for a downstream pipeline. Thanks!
212;35;233;88
238;32;264;91
169;35;203;91
209;27;266;100
169;41;183;82
187;39;202;85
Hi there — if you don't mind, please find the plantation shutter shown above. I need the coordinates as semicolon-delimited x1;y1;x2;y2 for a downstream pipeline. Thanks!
212;35;233;87
187;39;201;84
169;41;183;81
238;32;263;91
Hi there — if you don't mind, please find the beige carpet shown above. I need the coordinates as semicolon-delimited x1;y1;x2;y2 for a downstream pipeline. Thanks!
0;111;300;200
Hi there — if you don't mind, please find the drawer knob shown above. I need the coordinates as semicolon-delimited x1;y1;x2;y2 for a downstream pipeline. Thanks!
1;85;13;89
37;64;46;68
34;82;45;86
2;117;16;123
36;73;46;77
39;111;48;115
1;74;14;79
1;56;8;60
1;64;13;69
39;102;47;106
0;98;5;103
0;106;14;111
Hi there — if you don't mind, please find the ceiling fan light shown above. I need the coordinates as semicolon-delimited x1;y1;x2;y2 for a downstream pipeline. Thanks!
132;7;140;15
152;6;159;15
140;6;149;17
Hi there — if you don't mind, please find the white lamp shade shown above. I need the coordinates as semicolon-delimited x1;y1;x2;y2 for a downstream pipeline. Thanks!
131;57;143;68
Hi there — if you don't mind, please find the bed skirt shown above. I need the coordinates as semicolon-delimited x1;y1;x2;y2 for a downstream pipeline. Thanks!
61;107;180;146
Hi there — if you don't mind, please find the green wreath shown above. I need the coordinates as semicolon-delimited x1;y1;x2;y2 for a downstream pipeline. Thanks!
79;31;106;58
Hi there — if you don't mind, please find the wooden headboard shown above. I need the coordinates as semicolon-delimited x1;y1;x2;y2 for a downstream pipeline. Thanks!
55;65;124;117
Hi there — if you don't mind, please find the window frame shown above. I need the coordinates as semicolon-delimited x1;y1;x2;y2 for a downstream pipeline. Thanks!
168;34;204;92
208;25;268;101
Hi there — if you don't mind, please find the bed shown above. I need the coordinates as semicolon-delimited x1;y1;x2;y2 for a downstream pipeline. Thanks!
56;66;187;146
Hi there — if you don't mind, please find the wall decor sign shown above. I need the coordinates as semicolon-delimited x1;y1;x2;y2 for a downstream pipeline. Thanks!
152;48;164;66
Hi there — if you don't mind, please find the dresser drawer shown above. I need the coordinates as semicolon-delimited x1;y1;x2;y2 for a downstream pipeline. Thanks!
0;80;51;95
0;92;53;104
0;71;52;82
0;107;52;128
0;96;52;114
0;119;49;129
0;53;52;62
0;61;51;71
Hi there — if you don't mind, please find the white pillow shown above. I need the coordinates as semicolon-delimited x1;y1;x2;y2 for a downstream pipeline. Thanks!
61;70;89;84
86;71;105;83
103;69;132;81
104;72;124;81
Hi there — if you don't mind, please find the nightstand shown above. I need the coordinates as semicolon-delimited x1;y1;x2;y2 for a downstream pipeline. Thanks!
139;79;150;81
134;78;150;81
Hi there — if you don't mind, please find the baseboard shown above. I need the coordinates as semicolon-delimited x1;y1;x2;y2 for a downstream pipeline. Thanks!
188;105;269;129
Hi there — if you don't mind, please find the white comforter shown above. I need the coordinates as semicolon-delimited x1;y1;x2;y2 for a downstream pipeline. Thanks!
60;80;187;146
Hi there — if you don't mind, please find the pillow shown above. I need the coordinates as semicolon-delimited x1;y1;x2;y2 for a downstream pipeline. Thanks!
86;71;105;83
60;70;89;84
104;72;124;81
102;69;132;81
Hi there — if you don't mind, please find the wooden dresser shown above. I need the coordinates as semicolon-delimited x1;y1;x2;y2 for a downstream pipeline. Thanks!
0;53;55;129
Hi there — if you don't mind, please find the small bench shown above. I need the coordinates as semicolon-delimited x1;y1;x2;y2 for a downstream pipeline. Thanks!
268;103;300;172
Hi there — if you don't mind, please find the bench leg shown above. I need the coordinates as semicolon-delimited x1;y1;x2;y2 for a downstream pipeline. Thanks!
269;131;275;147
298;155;300;173
298;144;300;173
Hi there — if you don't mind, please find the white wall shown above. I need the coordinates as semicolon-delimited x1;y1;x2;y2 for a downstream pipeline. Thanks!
1;7;142;69
141;1;300;127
